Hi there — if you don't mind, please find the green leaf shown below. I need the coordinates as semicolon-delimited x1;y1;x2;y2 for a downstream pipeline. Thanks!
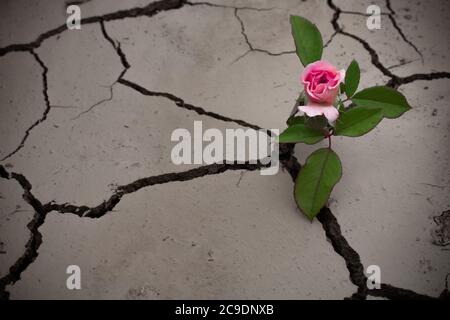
351;86;411;119
290;15;323;66
305;115;328;130
345;60;360;98
335;107;383;137
287;116;305;127
295;148;342;219
278;124;324;144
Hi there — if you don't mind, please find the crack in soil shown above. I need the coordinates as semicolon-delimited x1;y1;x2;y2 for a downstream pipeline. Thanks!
278;137;370;300
320;0;450;299
0;0;186;57
0;50;51;162
186;1;278;12
0;0;281;58
323;31;338;49
0;167;47;300
71;84;115;120
386;59;416;70
99;21;131;79
71;21;130;120
316;207;368;299
279;138;445;300
118;78;271;135
387;71;450;89
233;8;295;60
326;0;450;90
0;161;269;299
48;161;269;219
97;18;271;134
0;0;448;301
328;0;423;62
384;0;423;62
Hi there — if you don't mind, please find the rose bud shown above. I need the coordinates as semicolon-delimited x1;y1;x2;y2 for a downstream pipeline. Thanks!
298;60;346;123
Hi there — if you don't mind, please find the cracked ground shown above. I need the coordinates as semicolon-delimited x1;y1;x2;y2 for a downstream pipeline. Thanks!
0;0;449;300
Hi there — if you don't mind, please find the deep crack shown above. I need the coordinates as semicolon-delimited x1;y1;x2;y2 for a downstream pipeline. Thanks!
387;72;450;89
334;0;423;62
280;145;444;300
0;0;283;59
326;0;395;79
384;0;423;62
0;0;186;57
320;0;449;299
0;167;47;300
118;78;271;135
0;160;269;299
317;207;368;299
99;21;131;78
326;0;450;90
47;162;269;219
278;139;369;299
96;18;271;136
0;0;448;301
0;50;51;162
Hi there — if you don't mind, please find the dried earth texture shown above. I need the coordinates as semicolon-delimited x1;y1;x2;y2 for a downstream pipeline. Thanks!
0;0;449;300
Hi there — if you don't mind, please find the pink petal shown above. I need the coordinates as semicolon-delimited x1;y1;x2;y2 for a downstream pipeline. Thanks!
298;105;324;118
298;105;339;122
314;83;327;94
328;69;345;89
339;69;346;82
322;106;340;122
301;60;337;83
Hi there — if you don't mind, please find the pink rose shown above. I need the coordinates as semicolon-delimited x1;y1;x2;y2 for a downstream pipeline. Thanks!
298;60;345;122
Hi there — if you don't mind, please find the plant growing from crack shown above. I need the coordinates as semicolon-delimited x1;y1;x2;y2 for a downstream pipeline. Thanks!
279;16;411;220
